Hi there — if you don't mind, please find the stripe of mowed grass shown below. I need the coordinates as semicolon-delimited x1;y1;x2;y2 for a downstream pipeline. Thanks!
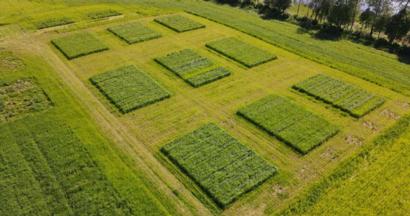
51;32;109;60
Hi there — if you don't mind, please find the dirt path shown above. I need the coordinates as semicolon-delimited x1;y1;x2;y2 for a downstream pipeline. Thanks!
3;33;212;216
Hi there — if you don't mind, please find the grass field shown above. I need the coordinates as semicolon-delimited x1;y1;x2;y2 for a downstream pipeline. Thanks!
39;7;408;215
280;115;410;215
0;42;172;215
163;1;410;95
0;117;131;215
1;0;409;215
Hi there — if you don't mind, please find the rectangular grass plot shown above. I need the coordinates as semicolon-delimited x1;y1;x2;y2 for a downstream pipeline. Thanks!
206;37;277;68
0;78;52;122
51;32;108;59
155;49;231;87
162;123;276;208
87;10;122;19
36;17;74;29
186;67;231;87
238;95;338;154
90;65;170;113
108;22;161;44
293;74;385;118
154;15;205;32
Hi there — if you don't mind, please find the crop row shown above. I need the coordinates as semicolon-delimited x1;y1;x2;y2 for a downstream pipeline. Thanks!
87;10;122;19
51;32;109;59
162;123;276;208
154;15;205;32
90;65;171;113
238;95;339;154
206;37;277;68
36;17;74;29
186;67;231;87
293;74;385;117
155;49;231;87
108;22;161;44
0;116;131;215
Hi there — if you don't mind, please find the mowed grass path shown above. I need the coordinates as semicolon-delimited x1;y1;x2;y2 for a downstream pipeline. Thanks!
52;11;410;214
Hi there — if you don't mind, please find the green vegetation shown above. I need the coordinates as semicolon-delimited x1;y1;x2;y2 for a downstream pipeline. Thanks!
186;67;231;87
108;22;161;44
238;95;339;154
161;123;276;208
0;78;52;122
155;49;231;87
183;2;410;95
0;50;24;71
2;1;409;215
0;48;170;215
279;115;410;216
293;74;385;117
0;116;130;215
87;9;122;19
206;37;277;68
35;17;74;29
90;65;171;113
51;32;109;59
154;15;205;32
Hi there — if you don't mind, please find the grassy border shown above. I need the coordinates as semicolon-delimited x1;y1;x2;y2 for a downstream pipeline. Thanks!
277;114;410;215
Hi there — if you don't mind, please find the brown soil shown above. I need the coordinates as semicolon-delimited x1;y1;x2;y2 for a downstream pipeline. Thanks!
345;135;363;146
380;109;400;120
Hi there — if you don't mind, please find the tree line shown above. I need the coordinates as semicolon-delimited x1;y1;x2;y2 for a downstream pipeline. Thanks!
214;0;410;45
